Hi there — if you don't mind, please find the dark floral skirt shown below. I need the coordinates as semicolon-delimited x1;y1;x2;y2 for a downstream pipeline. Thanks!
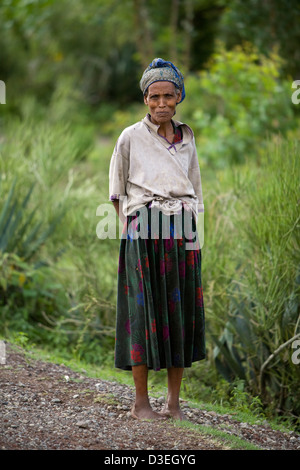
114;205;205;371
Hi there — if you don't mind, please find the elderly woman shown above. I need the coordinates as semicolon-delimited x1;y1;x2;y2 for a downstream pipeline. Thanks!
109;58;205;420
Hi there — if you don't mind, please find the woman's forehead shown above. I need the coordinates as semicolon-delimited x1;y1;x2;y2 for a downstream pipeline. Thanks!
148;81;176;94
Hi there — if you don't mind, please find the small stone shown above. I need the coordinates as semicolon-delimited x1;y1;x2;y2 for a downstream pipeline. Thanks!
51;398;62;404
240;423;248;428
76;420;90;429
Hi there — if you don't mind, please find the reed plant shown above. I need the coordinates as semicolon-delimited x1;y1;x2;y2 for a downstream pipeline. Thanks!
203;137;300;422
0;113;117;359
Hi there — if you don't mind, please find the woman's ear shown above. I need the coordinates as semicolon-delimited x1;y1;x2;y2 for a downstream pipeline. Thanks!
143;93;148;105
176;89;182;104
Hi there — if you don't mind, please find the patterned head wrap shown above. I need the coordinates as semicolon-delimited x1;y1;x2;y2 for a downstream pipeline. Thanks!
140;58;185;103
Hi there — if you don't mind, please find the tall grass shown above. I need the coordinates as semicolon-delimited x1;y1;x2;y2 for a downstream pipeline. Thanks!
0;114;118;361
202;137;300;421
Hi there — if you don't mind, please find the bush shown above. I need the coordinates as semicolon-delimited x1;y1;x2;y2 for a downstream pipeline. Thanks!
205;136;300;423
0;251;69;344
178;43;295;168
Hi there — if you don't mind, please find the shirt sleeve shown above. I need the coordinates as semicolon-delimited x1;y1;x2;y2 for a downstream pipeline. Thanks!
188;139;204;213
108;134;129;201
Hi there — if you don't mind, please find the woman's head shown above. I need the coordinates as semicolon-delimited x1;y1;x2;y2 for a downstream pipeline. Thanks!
140;58;185;103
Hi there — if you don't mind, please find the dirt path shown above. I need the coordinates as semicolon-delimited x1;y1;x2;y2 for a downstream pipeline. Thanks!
1;343;299;451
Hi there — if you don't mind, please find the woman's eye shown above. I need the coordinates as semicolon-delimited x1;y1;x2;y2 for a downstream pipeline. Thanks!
149;94;173;100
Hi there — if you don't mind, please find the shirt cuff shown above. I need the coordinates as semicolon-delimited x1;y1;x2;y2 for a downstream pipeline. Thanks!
109;194;120;201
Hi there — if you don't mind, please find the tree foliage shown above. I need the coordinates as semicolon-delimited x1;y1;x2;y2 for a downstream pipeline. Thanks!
220;0;300;79
1;0;298;111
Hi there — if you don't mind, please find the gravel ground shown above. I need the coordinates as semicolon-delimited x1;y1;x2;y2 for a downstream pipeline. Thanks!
1;343;300;451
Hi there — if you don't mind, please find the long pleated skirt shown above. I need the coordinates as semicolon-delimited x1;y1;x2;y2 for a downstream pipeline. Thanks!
114;204;205;371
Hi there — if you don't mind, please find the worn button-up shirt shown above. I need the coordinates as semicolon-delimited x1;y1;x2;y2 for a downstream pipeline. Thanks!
109;114;204;220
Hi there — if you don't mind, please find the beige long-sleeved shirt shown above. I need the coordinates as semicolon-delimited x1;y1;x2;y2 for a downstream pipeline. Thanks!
109;114;204;220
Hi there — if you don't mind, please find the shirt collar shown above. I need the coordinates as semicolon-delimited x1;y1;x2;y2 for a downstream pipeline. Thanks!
142;113;194;144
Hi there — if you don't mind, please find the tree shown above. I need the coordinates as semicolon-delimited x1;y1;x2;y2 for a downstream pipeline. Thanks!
220;0;300;79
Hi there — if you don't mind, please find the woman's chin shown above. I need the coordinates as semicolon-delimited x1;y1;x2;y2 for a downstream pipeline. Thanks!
153;113;172;124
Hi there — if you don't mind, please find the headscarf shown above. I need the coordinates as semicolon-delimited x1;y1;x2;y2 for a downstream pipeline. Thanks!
139;58;185;103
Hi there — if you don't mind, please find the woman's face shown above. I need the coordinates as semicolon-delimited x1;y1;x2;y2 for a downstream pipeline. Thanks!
144;81;182;125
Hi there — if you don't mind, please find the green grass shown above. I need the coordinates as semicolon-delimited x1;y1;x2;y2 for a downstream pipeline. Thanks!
177;420;261;450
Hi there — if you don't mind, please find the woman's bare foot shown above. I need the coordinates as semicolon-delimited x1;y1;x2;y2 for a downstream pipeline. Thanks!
160;405;186;421
131;403;166;421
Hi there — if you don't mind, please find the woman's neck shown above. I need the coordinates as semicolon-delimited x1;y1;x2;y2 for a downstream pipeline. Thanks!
149;116;174;140
158;122;175;145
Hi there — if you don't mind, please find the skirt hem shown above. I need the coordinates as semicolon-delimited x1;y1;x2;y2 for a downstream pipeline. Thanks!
114;355;206;372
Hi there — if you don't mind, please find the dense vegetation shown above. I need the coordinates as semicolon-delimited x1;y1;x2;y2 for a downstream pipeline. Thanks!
0;0;299;429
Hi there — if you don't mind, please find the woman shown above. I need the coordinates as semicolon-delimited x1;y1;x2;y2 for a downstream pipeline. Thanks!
109;58;205;421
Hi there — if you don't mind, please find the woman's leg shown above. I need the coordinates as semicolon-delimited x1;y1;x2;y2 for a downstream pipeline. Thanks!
131;364;164;420
162;367;186;420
